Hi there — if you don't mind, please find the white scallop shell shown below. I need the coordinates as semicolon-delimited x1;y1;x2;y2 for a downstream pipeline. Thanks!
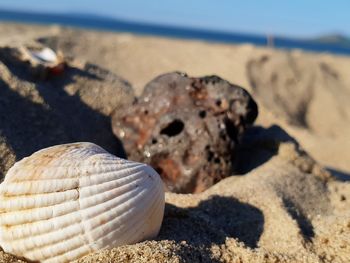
0;142;165;263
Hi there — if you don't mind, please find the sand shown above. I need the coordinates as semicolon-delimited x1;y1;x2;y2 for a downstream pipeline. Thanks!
0;23;349;262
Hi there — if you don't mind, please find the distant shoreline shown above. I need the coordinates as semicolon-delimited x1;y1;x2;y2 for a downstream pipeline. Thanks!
1;8;350;56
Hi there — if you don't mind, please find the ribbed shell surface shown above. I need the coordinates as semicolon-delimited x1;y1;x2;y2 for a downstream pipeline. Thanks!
0;142;165;263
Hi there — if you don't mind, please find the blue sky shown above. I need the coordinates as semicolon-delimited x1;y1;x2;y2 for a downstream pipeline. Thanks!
0;0;348;37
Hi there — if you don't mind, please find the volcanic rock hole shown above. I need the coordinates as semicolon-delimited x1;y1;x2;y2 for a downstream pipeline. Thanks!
160;119;184;137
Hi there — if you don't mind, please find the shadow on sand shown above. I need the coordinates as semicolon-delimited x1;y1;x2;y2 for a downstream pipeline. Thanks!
0;47;127;174
235;124;298;174
326;167;350;181
157;196;264;261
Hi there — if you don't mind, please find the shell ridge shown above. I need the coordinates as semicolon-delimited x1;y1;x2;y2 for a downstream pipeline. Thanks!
83;187;152;247
75;183;95;257
107;183;163;246
89;177;162;248
79;165;147;188
41;186;152;261
1;201;81;239
128;180;164;242
7;215;85;254
0;143;165;263
7;159;134;171
0;198;80;226
45;244;92;263
76;161;139;180
22;189;86;261
0;176;146;238
24;230;88;261
2;159;143;187
0;190;79;211
79;177;147;213
0;178;79;196
2;145;89;183
2;143;110;183
79;169;148;198
11;188;147;258
79;184;147;233
97;183;162;248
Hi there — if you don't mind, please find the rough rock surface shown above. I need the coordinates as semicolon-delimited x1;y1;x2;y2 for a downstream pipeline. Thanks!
0;45;134;179
112;72;258;193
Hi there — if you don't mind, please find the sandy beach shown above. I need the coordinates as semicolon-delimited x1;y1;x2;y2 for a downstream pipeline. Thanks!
0;23;349;262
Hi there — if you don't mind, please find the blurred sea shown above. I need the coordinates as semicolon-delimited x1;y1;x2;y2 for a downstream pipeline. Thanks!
1;9;350;56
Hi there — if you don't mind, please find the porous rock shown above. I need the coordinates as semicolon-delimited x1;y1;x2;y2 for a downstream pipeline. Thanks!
112;72;258;193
